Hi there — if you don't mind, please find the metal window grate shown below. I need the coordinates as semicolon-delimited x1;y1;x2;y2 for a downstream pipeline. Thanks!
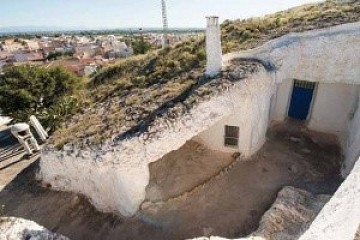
224;125;239;147
294;80;316;90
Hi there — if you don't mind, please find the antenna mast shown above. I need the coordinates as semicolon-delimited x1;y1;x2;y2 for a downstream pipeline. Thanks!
161;0;169;48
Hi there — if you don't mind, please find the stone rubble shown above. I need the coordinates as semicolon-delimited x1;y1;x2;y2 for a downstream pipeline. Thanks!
190;186;331;240
0;217;69;240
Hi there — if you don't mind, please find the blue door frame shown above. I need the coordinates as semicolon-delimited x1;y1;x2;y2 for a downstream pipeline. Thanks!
288;80;315;121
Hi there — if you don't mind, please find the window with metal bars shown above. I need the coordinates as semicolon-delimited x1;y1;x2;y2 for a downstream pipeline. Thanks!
224;125;239;147
294;80;316;89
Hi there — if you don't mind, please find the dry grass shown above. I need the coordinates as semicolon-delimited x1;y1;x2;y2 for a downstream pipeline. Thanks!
222;0;360;52
51;0;360;148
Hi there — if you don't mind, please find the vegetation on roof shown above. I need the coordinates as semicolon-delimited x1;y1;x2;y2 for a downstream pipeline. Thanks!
5;0;358;149
53;0;360;148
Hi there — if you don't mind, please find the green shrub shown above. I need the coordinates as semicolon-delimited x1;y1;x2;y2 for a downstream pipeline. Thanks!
0;65;82;129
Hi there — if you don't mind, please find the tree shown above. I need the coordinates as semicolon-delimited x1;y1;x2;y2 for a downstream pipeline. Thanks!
46;51;62;61
132;38;152;55
0;65;82;129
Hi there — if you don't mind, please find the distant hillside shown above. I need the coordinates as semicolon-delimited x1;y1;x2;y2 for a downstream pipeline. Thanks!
51;0;360;148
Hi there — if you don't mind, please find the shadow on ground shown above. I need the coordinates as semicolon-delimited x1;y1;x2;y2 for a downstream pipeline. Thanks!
0;160;171;240
0;121;345;240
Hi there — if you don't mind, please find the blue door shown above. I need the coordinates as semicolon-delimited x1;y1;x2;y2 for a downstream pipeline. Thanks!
288;80;315;120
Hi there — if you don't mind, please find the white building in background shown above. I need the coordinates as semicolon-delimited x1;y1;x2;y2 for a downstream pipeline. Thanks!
25;40;41;51
84;65;98;76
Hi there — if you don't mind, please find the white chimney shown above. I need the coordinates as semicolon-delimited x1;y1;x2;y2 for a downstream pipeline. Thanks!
206;16;222;77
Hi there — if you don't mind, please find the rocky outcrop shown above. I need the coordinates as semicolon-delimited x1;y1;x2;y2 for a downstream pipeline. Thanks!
253;187;330;240
299;159;360;240
0;217;69;240
190;187;330;240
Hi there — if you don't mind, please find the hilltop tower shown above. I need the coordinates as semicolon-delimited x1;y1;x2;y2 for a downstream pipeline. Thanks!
206;16;223;77
161;0;169;48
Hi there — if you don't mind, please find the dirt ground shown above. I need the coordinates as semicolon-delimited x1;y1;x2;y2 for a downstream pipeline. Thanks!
0;121;343;240
146;141;235;202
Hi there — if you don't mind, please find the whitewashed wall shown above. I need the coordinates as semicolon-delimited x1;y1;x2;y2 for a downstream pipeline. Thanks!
272;81;359;145
272;79;293;122
343;91;360;176
194;70;275;157
308;83;359;144
224;22;360;86
206;17;223;76
225;22;360;144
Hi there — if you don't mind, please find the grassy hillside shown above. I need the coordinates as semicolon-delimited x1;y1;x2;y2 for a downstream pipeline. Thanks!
51;0;360;148
222;0;360;52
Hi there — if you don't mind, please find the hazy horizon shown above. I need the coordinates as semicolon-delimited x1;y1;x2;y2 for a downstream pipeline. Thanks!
1;0;320;30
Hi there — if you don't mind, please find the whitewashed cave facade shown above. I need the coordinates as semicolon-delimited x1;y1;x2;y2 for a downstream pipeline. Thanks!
222;22;360;176
39;20;360;240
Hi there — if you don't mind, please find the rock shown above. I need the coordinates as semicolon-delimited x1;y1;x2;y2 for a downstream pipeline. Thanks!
289;164;299;174
0;217;70;240
203;227;214;237
249;187;330;240
70;196;80;207
196;144;206;153
125;108;132;114
311;138;319;144
166;101;175;108
301;148;312;154
290;137;302;143
232;152;241;159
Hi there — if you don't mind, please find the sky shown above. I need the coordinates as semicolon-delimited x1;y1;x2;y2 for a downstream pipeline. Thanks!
0;0;320;30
